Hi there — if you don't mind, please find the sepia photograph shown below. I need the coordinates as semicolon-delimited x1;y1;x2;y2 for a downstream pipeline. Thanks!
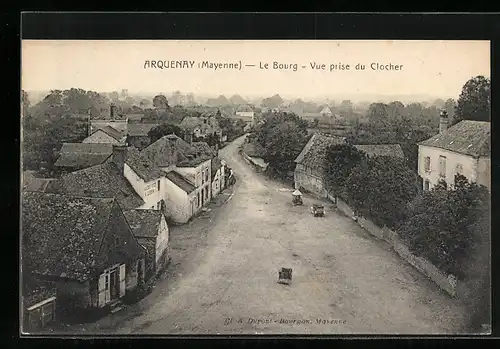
20;39;491;335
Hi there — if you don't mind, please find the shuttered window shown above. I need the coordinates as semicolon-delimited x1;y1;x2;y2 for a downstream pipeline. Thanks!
98;274;106;307
119;264;126;297
424;157;431;172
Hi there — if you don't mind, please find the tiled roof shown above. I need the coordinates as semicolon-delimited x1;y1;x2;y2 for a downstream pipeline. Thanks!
353;144;405;159
294;133;346;169
126;113;145;121
22;192;116;281
141;134;207;168
124;209;163;238
302;112;322;119
22;171;55;193
55;143;113;169
128;123;159;137
179;117;221;134
126;146;164;182
166;171;196;194
50;162;144;209
418;120;490;157
97;125;123;141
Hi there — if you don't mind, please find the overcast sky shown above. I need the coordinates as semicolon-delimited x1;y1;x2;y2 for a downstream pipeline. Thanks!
22;40;490;100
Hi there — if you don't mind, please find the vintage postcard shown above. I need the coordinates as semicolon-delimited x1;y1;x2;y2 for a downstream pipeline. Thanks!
20;40;491;336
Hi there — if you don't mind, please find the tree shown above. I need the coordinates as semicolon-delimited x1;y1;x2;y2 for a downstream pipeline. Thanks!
344;156;419;228
444;98;456;121
147;123;185;143
153;94;169;109
454;76;490;124
253;112;309;179
22;90;30;117
367;103;389;127
324;144;366;195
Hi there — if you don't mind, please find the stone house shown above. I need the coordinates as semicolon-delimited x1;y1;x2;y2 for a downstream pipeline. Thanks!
54;143;113;173
294;133;347;198
418;112;490;191
83;125;126;145
21;192;146;324
127;123;160;150
141;134;214;223
124;209;170;282
179;116;223;141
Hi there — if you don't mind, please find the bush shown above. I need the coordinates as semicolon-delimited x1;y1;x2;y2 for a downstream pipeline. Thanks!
398;174;490;277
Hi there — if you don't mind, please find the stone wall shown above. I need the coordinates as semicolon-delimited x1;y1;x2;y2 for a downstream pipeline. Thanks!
330;195;458;297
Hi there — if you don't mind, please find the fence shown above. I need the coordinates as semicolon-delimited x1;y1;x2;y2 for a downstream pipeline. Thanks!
330;196;458;297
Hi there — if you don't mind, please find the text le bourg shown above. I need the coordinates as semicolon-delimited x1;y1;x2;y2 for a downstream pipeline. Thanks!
144;60;403;72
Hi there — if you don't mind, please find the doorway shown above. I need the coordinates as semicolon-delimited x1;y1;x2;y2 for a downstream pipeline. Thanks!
109;269;120;301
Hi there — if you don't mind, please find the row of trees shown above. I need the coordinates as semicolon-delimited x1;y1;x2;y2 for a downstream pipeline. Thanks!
323;143;490;331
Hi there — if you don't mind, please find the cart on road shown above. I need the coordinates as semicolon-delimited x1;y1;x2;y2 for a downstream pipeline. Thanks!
310;204;325;217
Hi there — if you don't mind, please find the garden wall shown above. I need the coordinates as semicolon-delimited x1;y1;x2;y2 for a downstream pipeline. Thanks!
329;196;458;297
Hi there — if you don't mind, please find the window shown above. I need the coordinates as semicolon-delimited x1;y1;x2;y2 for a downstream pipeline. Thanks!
424;179;430;191
439;155;446;177
202;170;205;184
456;163;463;175
197;192;200;207
157;180;160;191
205;187;209;200
424;156;431;172
205;170;209;182
151;206;154;209
156;201;161;210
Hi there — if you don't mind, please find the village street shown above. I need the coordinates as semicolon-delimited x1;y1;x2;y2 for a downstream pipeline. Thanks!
59;134;467;335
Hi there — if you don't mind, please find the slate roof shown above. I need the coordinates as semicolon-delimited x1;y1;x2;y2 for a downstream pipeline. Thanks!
243;142;266;158
124;209;163;238
418;120;491;158
22;192;115;281
126;146;165;182
294;133;346;169
50;162;144;209
128;123;159;137
166;171;196;194
55;143;113;170
353;144;405;159
96;125;123;141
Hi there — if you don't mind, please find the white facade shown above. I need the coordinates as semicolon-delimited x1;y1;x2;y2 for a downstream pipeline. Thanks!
211;162;226;198
175;159;212;209
123;163;166;210
155;215;169;266
418;145;491;190
164;176;195;224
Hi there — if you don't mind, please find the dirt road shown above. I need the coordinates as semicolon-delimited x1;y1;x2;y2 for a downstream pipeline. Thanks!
65;135;467;335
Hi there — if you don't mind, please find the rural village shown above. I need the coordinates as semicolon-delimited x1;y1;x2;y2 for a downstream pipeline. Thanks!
21;74;490;335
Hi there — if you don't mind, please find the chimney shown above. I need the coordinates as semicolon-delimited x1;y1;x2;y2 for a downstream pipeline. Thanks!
184;130;193;144
166;134;178;166
112;145;128;175
110;103;116;120
439;110;449;134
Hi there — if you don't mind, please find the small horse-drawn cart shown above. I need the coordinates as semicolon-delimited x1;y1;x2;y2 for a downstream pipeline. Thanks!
310;204;325;217
292;189;303;206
